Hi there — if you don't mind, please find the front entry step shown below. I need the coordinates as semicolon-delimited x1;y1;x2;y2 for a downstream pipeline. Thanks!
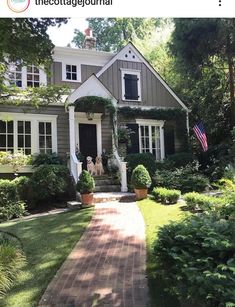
93;175;121;193
94;185;121;193
93;192;135;203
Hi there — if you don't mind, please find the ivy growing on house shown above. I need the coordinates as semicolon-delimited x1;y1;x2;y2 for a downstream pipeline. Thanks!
71;96;117;132
118;106;186;121
118;106;188;151
72;96;116;116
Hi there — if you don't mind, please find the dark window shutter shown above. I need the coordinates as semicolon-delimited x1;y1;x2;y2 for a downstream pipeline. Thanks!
126;124;140;154
164;126;175;156
124;74;139;100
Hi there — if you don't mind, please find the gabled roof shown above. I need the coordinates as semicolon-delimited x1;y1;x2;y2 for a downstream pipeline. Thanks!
96;42;189;112
67;74;117;105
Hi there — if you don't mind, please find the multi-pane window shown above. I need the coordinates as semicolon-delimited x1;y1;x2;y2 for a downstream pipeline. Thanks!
140;126;150;153
122;70;141;101
140;124;162;160
152;126;161;160
39;122;52;154
17;121;31;154
0;121;14;152
8;63;22;87
27;65;40;87
66;65;77;81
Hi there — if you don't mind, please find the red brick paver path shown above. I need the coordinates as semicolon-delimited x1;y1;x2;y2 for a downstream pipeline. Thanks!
39;201;148;307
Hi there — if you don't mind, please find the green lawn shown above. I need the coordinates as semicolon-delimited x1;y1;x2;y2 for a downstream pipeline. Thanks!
138;199;189;307
0;208;94;307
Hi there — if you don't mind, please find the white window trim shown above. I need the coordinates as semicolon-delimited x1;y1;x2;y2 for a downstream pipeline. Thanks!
0;113;57;154
62;63;81;83
120;68;141;102
75;112;102;156
136;119;165;160
6;65;47;89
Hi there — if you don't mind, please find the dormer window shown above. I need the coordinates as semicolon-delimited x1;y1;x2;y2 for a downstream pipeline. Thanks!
27;65;40;87
7;63;46;88
121;69;141;101
66;64;77;81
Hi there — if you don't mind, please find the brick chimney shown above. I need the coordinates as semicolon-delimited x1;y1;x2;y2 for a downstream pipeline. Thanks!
83;28;96;50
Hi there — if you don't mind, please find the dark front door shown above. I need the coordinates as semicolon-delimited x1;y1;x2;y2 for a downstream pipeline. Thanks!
79;124;97;168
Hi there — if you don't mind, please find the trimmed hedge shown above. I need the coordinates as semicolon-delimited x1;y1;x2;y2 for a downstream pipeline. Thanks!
183;192;224;212
131;165;152;189
153;215;235;307
30;165;74;204
152;187;181;204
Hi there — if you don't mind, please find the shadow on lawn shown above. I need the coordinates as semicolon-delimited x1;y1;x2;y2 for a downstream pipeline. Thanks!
0;208;93;307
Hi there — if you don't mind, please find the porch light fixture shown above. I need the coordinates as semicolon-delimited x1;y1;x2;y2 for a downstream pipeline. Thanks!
86;112;94;120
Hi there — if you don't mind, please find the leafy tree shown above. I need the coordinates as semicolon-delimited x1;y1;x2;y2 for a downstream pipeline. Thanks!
0;18;67;65
0;18;68;105
170;19;235;129
73;18;159;52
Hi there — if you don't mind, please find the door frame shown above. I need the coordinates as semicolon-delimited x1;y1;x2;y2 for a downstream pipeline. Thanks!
75;112;102;156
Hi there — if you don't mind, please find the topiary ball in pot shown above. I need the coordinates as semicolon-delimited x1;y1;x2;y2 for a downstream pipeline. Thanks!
76;170;95;206
131;165;152;200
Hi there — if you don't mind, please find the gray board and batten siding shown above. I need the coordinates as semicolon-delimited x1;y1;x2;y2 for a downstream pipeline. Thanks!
99;59;180;108
51;62;102;88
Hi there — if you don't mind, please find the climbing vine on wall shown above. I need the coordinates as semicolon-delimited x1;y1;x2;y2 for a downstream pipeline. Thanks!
118;106;186;121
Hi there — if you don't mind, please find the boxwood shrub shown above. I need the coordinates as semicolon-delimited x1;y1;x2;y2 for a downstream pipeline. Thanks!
153;215;235;306
131;165;152;189
76;170;95;194
152;187;181;204
125;153;157;179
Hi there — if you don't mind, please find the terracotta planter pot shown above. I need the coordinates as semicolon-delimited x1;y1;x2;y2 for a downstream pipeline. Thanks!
134;188;148;200
81;193;94;206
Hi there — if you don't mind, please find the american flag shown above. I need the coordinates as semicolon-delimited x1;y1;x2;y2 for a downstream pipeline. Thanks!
193;122;208;152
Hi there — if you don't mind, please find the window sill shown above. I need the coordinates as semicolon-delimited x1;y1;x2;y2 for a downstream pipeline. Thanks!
122;99;142;103
62;79;80;83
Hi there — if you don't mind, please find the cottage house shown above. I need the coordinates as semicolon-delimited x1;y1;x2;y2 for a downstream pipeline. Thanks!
0;29;189;192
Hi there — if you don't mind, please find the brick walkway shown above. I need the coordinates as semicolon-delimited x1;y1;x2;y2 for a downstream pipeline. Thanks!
39;201;148;307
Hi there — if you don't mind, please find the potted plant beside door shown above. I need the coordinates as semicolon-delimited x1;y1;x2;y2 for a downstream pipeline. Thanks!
131;165;152;200
76;170;95;206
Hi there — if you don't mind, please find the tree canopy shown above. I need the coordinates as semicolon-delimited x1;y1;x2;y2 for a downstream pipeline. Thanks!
72;18;159;52
0;18;67;66
0;18;68;104
170;19;235;131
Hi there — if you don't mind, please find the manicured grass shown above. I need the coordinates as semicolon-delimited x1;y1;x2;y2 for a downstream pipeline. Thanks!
138;199;189;307
0;208;94;307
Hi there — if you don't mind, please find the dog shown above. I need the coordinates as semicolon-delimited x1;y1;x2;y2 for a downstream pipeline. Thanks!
86;156;96;175
95;156;104;176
